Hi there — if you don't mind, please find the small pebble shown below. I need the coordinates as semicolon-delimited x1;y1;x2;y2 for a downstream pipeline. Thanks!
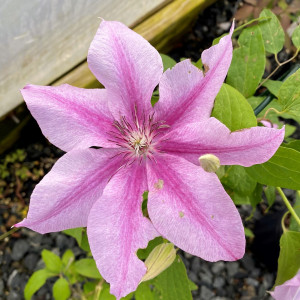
246;277;259;287
189;271;199;284
200;285;215;300
11;239;29;261
241;253;255;271
0;279;4;296
225;261;239;277
24;253;39;271
263;273;274;289
7;291;21;300
213;276;225;289
212;262;225;274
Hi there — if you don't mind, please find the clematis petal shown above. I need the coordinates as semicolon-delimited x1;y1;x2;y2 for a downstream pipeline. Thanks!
21;84;116;152
88;20;163;120
270;270;300;300
159;117;284;167
146;153;245;261
87;161;158;300
154;25;233;126
15;148;123;233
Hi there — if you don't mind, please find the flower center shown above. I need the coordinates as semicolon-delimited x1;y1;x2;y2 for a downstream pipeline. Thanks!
108;110;169;161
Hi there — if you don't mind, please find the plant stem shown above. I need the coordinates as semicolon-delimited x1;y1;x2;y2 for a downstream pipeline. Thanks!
276;187;300;227
0;227;20;241
254;63;300;116
257;49;299;90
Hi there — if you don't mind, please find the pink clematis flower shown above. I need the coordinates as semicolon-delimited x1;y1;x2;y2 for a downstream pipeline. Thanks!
270;270;300;300
16;20;284;299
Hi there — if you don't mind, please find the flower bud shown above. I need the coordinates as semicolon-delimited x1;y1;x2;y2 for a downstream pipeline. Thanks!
141;243;176;282
199;154;220;173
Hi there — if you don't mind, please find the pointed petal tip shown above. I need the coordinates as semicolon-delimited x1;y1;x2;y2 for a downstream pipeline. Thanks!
230;20;235;34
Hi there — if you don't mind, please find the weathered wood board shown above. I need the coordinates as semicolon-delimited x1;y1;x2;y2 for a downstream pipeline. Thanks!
0;0;170;118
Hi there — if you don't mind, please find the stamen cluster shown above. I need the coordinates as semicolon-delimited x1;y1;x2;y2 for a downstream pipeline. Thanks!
108;108;169;162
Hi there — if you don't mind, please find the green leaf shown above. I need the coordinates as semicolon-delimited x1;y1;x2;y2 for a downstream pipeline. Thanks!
282;140;300;152
41;249;62;273
275;231;300;287
212;33;228;46
53;277;71;300
232;193;251;205
226;25;265;98
246;146;300;190
80;229;91;252
290;191;300;232
194;58;202;69
284;124;296;138
160;54;176;71
244;227;254;238
62;249;74;268
212;84;257;131
24;269;56;300
83;281;97;295
98;283;133;300
74;258;102;279
135;282;154;300
63;227;83;246
221;165;257;196
153;255;192;300
258;9;285;54
278;69;300;115
188;279;198;291
292;25;300;49
249;183;263;209
137;236;164;260
264;186;276;209
98;283;116;300
262;79;283;97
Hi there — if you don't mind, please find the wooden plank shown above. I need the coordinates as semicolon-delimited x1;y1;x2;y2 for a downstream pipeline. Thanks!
0;0;170;118
53;0;215;88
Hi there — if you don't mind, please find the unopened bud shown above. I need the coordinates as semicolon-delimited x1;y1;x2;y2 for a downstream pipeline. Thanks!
141;243;176;282
199;154;220;173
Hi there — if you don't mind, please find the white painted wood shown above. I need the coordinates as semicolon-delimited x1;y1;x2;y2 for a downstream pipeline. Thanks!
0;0;168;117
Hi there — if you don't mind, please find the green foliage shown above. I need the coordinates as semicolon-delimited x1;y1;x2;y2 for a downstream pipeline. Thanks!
262;79;283;97
0;149;27;179
244;227;254;238
137;236;164;260
135;283;155;300
63;227;83;245
24;269;56;300
292;25;300;49
74;258;102;279
62;249;75;268
275;231;300;286
152;256;193;300
53;277;71;300
160;54;176;71
258;9;285;54
278;69;300;115
98;283;117;300
221;165;257;196
63;227;90;251
290;191;300;232
41;249;62;273
226;25;265;98
264;186;276;210
246;146;300;190
212;84;257;131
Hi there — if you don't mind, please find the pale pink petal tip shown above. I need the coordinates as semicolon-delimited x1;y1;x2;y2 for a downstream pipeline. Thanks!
269;270;300;300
